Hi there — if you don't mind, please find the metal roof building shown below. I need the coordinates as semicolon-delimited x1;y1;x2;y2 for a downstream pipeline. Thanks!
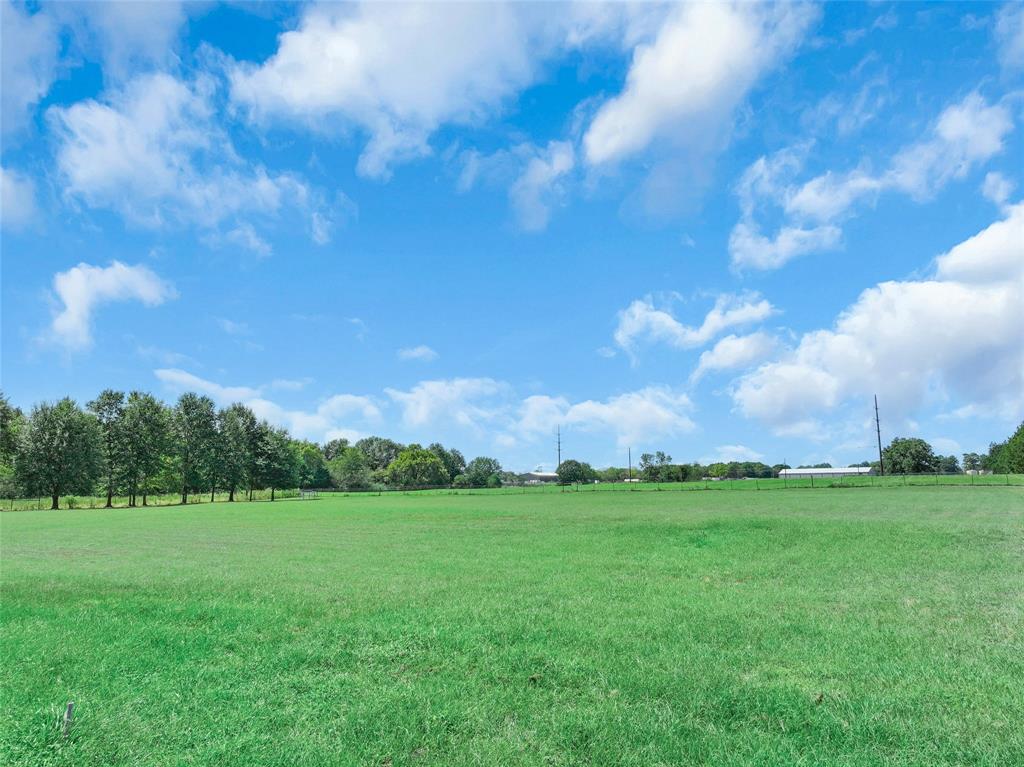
778;467;875;479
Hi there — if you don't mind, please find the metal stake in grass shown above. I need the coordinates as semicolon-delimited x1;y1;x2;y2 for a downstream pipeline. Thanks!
62;702;74;737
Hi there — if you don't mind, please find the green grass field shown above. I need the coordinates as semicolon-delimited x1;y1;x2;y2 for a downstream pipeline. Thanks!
2;487;1022;766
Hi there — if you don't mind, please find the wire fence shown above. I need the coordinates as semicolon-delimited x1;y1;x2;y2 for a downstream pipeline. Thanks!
5;473;1021;511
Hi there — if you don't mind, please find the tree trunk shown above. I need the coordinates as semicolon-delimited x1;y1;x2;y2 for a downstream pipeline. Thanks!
51;493;59;510
142;492;148;507
106;486;113;508
181;484;188;505
210;486;215;503
271;486;275;502
229;487;235;502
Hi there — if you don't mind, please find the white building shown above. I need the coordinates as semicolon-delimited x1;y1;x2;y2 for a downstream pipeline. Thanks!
521;471;559;485
778;466;876;479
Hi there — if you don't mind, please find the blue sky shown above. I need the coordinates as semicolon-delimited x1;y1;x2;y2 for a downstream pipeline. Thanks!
2;1;1022;471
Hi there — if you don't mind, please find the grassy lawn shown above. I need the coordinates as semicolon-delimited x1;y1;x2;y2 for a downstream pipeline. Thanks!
2;487;1022;766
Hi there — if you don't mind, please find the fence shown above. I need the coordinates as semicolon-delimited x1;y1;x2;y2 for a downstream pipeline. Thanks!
6;473;1021;511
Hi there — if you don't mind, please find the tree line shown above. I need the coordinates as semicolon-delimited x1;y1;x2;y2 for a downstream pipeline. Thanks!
1;389;1021;509
556;428;1024;485
0;391;509;509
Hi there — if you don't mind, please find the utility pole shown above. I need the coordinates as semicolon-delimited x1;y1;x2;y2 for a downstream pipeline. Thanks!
556;425;561;470
628;447;632;481
874;394;885;476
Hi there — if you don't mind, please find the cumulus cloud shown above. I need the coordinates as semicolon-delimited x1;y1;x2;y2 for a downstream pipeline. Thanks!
732;204;1024;434
614;293;776;359
509;141;575;231
48;72;326;245
731;93;1014;270
385;378;508;430
995;2;1024;72
982;171;1015;206
583;2;816;166
690;332;778;384
230;3;566;180
154;368;381;443
1;166;38;229
701;444;764;464
397;345;439;362
1;0;59;136
48;261;177;350
514;387;695;448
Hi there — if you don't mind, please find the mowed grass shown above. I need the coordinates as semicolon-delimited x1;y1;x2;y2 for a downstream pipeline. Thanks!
2;488;1022;766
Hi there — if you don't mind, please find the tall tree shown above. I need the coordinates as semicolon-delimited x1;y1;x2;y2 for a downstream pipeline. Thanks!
428;442;466;483
87;389;126;507
121;392;169;506
328;446;372;490
355;436;404;473
465;456;502;488
0;392;24;467
322;437;350;462
385;446;448;488
263;425;299;501
295;440;331;488
172;393;217;504
14;399;103;509
882;437;939;475
218;404;255;502
557;459;595;486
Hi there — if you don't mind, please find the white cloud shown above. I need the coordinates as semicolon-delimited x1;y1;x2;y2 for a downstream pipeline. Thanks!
509;141;575;231
230;3;564;180
583;2;816;166
731;93;1014;270
995;2;1024;72
690;332;778;384
701;444;764;464
613;293;776;358
49;72;324;241
728;220;842;271
1;166;37;229
982;171;1015;206
63;0;188;79
1;0;59;136
732;204;1024;433
397;345;439;362
515;387;695;448
49;261;177;350
154;368;381;442
385;378;508;430
154;368;261;402
216;318;249;336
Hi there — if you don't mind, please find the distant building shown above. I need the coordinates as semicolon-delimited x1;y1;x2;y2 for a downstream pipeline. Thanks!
521;471;560;485
778;467;876;479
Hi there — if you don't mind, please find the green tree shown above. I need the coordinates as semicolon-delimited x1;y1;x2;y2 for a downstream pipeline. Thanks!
356;436;404;473
639;451;673;482
218;404;256;502
87;389;127;507
882;437;939;475
14;399;103;509
322;437;350;461
0;392;24;466
937;455;961;474
385;446;448;488
295;440;331;488
962;452;982;472
557;459;596;485
428;442;466;483
983;422;1024;474
121;392;169;506
172;393;217;504
465;456;502;488
263;426;299;501
328;447;371;490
